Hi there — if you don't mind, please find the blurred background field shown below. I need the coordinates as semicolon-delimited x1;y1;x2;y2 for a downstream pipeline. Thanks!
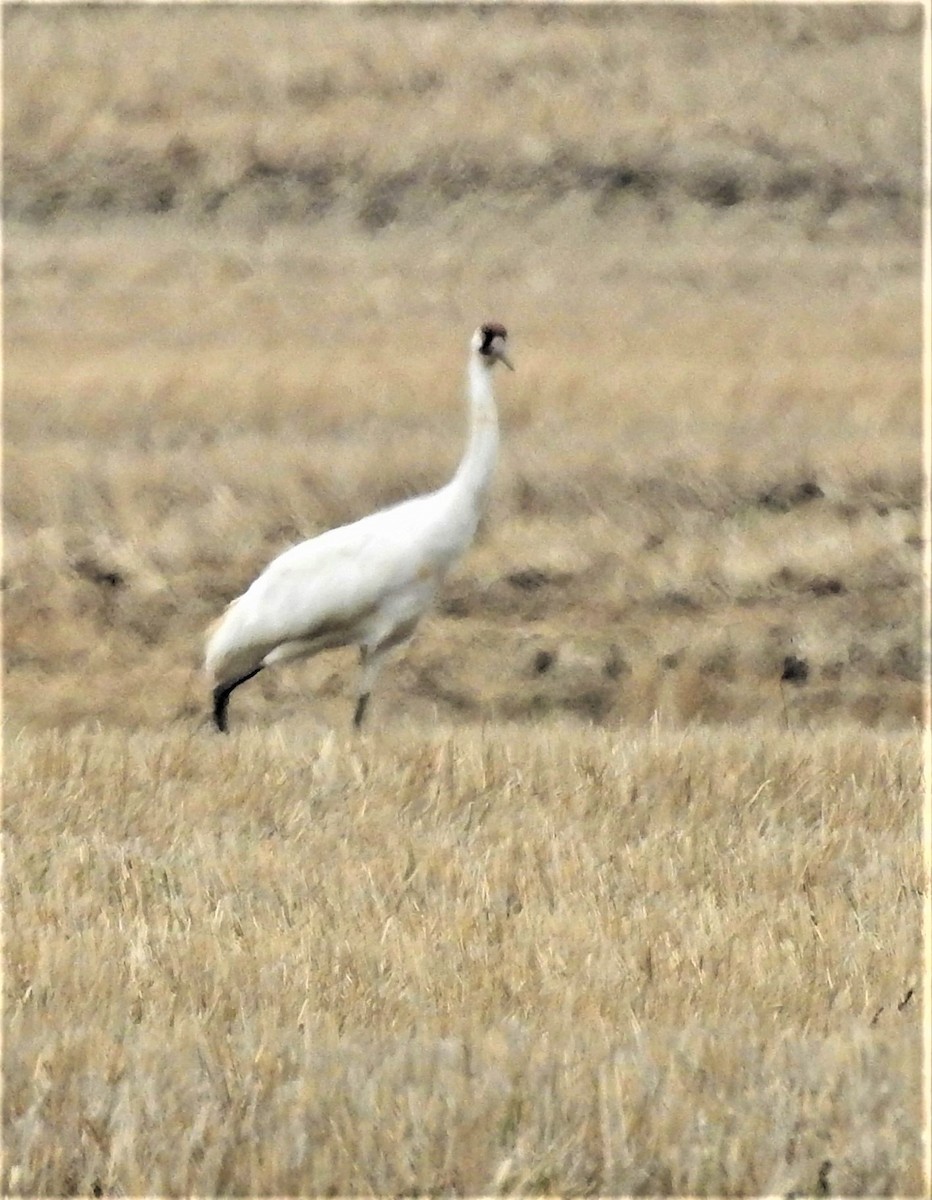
2;0;924;733
2;3;926;1195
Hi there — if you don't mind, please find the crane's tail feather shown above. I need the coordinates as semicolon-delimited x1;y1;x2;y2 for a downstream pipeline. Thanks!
204;596;265;688
204;597;239;657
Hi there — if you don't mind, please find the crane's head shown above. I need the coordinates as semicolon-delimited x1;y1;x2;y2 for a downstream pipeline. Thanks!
473;322;514;371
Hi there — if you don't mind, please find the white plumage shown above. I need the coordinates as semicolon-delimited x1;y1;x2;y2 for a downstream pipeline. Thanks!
205;322;513;731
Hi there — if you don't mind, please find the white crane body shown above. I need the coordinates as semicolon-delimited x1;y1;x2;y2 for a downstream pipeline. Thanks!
204;323;511;731
207;483;476;681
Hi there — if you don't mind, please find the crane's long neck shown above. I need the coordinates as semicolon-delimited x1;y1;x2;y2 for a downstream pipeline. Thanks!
449;352;500;511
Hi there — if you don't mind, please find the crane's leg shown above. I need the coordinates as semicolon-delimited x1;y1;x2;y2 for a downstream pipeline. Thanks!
212;667;262;733
353;693;369;729
353;645;387;729
353;621;419;729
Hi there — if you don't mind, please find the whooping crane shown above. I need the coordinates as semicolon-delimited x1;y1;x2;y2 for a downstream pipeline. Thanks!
205;322;514;732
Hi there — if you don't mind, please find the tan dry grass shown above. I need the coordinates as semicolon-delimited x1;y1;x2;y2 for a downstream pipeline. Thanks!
3;4;922;229
2;3;927;1194
3;722;924;1194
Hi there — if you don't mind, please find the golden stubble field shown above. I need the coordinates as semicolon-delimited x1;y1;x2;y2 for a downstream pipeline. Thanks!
2;3;927;1195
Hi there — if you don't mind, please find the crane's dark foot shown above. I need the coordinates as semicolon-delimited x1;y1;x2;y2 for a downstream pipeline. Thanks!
212;668;262;732
353;692;370;729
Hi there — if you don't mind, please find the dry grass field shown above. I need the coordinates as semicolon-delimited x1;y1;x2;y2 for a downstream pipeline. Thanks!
2;3;927;1195
3;722;925;1195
